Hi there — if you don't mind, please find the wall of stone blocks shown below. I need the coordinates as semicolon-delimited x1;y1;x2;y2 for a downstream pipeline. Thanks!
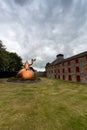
46;55;87;83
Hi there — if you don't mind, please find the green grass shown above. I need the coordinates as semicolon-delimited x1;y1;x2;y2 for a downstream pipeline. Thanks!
0;78;87;130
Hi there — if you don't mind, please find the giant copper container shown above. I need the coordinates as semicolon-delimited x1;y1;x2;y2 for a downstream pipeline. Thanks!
16;59;36;79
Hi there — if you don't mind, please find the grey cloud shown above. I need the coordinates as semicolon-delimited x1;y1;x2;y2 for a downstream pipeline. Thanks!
14;0;32;6
61;0;73;9
44;0;73;20
73;0;87;26
0;0;87;70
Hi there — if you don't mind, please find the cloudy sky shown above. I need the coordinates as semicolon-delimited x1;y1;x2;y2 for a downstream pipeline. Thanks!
0;0;87;71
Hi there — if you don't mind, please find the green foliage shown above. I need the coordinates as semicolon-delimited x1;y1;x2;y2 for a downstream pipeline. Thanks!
0;40;7;70
8;52;23;72
0;40;23;76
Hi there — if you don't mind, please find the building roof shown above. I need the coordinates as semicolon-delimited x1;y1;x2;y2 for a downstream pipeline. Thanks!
46;51;87;67
65;51;87;61
51;57;63;65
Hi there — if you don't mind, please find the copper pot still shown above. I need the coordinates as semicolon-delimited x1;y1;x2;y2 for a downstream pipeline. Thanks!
16;59;36;79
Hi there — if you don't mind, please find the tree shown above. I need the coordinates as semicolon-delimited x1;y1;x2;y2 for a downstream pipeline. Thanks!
0;40;23;77
0;40;8;71
8;52;23;72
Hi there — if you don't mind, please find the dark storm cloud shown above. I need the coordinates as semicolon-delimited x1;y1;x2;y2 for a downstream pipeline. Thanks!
61;0;73;8
0;0;87;70
14;0;32;6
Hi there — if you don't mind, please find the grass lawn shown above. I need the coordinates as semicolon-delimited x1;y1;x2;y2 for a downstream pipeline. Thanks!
0;78;87;130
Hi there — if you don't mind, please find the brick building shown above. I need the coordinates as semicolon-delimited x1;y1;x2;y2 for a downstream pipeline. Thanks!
45;51;87;83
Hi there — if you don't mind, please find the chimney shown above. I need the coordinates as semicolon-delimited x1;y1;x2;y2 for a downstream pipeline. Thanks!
56;54;64;60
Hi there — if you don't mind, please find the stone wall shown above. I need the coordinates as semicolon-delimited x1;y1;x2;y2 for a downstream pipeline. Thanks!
36;71;46;77
46;55;87;83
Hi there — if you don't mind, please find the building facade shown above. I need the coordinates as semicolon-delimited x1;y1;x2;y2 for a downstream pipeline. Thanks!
45;51;87;83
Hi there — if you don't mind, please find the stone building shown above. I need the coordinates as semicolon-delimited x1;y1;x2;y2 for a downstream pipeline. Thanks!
45;51;87;83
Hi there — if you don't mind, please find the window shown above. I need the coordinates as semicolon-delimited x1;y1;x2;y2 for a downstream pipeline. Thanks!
54;69;56;73
76;75;81;82
86;65;87;72
54;75;56;79
54;65;56;68
63;75;65;80
58;75;60;79
86;56;87;61
68;75;72;81
68;61;70;65
58;64;60;67
58;69;60;73
68;68;71;73
62;68;65;73
75;59;79;63
76;67;80;72
62;63;64;66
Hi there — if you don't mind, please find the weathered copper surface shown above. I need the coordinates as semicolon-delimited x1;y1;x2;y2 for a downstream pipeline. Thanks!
16;59;36;79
